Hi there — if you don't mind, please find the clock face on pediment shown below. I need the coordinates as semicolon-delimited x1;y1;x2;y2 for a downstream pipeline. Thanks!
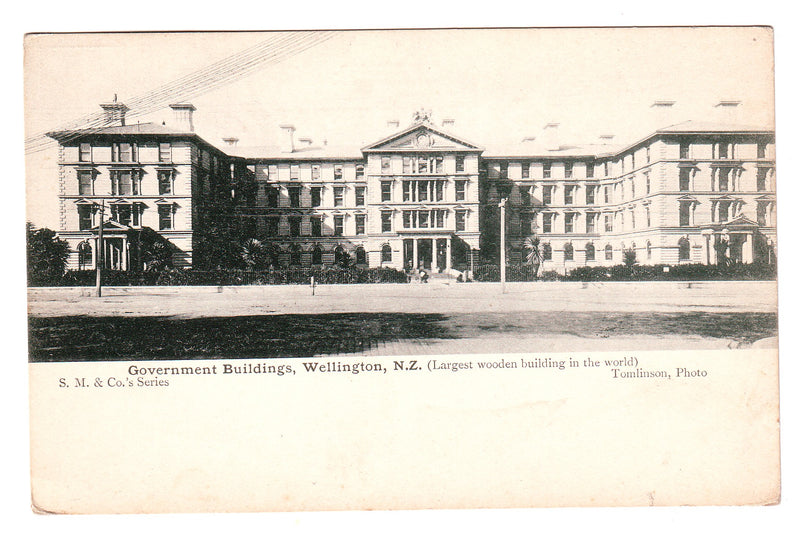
363;126;481;153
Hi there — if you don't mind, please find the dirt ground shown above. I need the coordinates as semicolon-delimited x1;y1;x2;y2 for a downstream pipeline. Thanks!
28;281;778;360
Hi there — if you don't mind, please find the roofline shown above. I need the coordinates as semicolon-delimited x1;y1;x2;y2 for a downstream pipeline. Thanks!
614;124;775;156
46;128;236;158
360;120;484;152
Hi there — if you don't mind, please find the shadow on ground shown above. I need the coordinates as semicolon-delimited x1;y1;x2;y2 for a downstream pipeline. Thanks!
28;311;777;362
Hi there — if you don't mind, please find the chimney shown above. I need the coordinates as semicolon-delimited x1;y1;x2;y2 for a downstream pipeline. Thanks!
521;136;536;143
297;137;313;147
442;118;455;129
279;124;296;153
100;101;129;127
542;122;560;152
651;100;676;129
387;119;400;130
222;137;239;147
599;134;615;143
715;100;742;124
169;103;196;132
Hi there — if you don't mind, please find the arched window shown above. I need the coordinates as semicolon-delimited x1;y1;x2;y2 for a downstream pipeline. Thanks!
77;241;93;270
646;240;652;260
334;245;347;265
355;246;367;265
678;237;691;261
605;244;613;261
542;243;552;261
290;244;302;266
564;242;574;261
585;242;595;262
312;245;323;265
381;244;392;263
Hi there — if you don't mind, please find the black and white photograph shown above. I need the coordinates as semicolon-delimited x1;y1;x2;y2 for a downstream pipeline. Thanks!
23;27;782;515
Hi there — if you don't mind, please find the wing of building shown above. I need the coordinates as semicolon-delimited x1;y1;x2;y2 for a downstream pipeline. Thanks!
48;103;776;274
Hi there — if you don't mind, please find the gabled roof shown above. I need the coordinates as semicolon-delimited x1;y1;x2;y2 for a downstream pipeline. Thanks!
226;144;363;161
656;120;774;134
361;121;483;153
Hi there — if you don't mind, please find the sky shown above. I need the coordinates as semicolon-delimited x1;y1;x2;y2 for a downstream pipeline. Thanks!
24;27;775;229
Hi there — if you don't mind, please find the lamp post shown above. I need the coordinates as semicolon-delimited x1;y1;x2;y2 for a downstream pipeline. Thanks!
499;197;507;293
95;200;105;297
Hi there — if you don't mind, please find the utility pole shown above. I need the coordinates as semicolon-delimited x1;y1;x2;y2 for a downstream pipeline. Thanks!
499;198;507;293
96;200;104;297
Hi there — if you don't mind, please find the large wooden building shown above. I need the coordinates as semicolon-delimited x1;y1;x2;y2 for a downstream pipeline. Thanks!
49;103;776;273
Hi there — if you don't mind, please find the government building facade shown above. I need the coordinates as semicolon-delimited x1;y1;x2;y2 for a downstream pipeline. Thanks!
49;102;777;274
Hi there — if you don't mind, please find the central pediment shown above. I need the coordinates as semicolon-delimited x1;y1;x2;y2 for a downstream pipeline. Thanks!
362;122;483;153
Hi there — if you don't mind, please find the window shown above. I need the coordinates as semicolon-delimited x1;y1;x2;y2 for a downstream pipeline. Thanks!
604;162;610;177
678;237;690;261
679;168;691;191
757;143;767;159
77;241;93;269
585;243;595;261
630;153;635;170
520;185;531;206
381;156;391;173
564;213;575;233
455;210;466;232
78;205;94;230
542;213;553;233
604;185;611;204
266;217;279;236
418;180;429;201
355;186;366;206
159;143;171;163
757;201;768;226
718;168;730;191
646;146;651;163
355;246;367;265
289;216;301;237
381;244;392;263
312;245;323;265
757;169;768;191
717;201;730;223
158;204;173;230
543;185;553;205
112;142;137;162
158;170;172;195
564;186;574;205
79;143;92;162
311;187;322;207
630;177;636;198
679;142;690;160
455;180;466;201
543;162;551;179
290;165;300;181
110;170;138;195
717;143;729;159
355;214;366;235
542;243;552;261
456;156;465;173
521;162;530;179
645;206;651;228
630;209;636;229
289;186;301;207
311;216;322;237
435;156;444;174
403;157;413;174
290;245;302;266
334;165;343;180
679;201;691;226
381;211;392;232
563;243;574;261
77;170;93;195
586;162;595;178
585;185;595;205
586;212;597;233
645;172;650;194
334;186;344;207
605;244;613;260
333;215;344;236
646;241;652;260
564;162;573;179
435;180;444;202
311;165;320;180
267;186;279;208
381;181;392;202
604;214;613;233
355;165;364;180
499;162;508;178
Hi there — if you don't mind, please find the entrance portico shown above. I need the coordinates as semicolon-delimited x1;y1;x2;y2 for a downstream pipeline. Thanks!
700;216;760;265
403;236;452;272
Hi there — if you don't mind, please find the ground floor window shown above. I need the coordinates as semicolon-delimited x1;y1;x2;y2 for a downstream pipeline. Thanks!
77;241;93;269
355;246;367;265
542;243;552;261
678;237;690;261
312;245;323;265
585;243;595;261
563;242;574;261
605;244;613;261
381;244;392;263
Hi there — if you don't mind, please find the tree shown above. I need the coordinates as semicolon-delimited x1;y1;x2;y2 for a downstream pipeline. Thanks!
622;247;637;267
26;222;69;285
240;238;270;270
523;235;544;277
130;227;175;272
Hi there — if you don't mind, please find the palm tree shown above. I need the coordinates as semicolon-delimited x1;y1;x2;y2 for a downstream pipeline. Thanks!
240;238;268;270
523;235;544;278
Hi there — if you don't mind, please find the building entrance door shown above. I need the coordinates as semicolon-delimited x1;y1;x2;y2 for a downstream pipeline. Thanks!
418;239;433;270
